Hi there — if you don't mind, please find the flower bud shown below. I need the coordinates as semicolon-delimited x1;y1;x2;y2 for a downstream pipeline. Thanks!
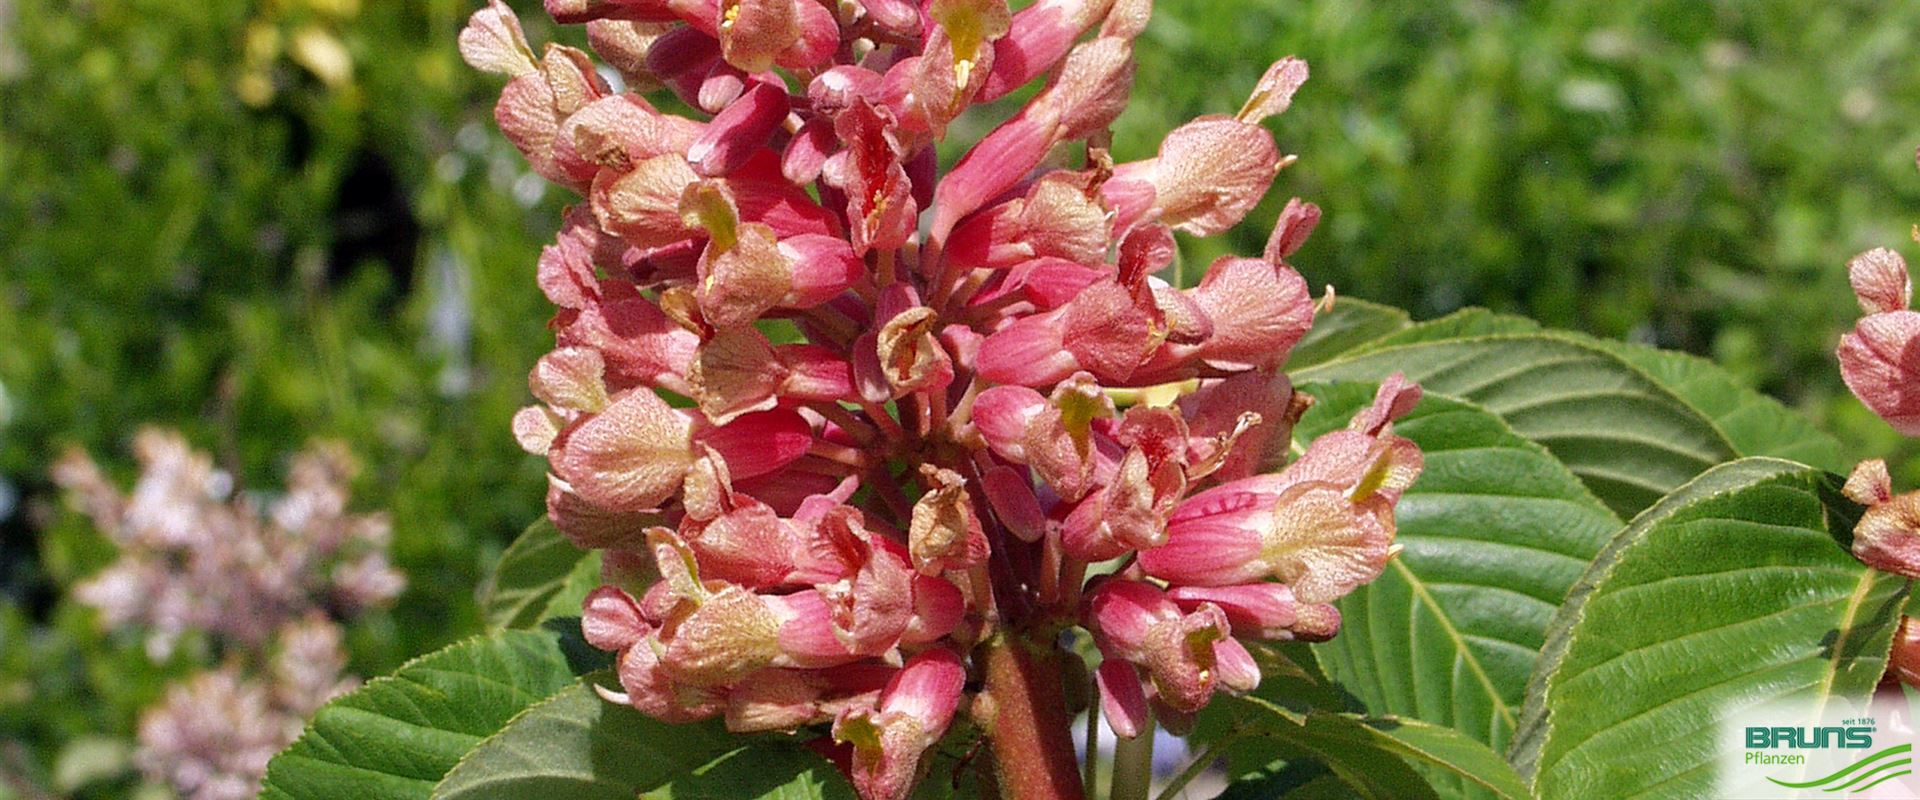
1095;658;1150;738
980;465;1049;543
688;81;791;177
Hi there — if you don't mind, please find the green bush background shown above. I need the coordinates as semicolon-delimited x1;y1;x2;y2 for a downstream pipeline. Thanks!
1;0;1915;795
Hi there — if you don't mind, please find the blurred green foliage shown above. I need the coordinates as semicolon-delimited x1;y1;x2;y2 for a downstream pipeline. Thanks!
0;0;580;793
3;0;1920;795
1116;0;1920;473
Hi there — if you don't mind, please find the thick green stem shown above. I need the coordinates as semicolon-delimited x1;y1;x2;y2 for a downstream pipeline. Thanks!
980;633;1087;800
1110;716;1155;800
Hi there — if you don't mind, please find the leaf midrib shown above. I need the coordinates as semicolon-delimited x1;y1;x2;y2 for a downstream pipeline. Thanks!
1390;556;1518;733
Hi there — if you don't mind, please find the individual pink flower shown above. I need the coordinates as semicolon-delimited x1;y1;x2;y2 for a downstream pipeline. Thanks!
1839;247;1920;436
1137;374;1423;603
1084;579;1258;737
831;648;967;800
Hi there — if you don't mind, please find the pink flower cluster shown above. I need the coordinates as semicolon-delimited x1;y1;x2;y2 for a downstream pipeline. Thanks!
53;429;403;659
1835;153;1920;689
52;431;395;800
462;0;1423;796
133;617;357;800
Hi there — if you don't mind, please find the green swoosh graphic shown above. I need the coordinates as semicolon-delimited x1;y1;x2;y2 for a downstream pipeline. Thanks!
1766;744;1911;789
1855;769;1913;793
1828;757;1912;793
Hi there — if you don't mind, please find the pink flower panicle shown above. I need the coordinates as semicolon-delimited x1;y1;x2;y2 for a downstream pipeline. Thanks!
1836;151;1920;694
464;1;1423;795
51;430;398;800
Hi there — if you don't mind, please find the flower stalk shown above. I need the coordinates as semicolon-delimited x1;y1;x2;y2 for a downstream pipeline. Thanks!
979;632;1087;800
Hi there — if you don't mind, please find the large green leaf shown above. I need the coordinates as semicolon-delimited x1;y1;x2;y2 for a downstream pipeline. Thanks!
483;519;594;631
1223;707;1440;799
643;745;857;800
1511;458;1908;799
1286;297;1412;370
432;675;852;800
261;630;580;800
1215;697;1529;800
1296;333;1740;515
1343;308;1541;353
1584;338;1847;473
1292;384;1620;784
538;550;605;623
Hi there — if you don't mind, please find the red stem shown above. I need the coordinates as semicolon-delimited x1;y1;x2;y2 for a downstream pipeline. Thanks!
979;632;1087;800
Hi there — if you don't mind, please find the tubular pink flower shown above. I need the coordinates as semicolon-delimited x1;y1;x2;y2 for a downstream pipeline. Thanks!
726;664;893;733
832;648;967;800
1139;375;1423;602
688;81;790;176
976;0;1114;102
1084;579;1251;717
1840;247;1920;435
1166;583;1340;642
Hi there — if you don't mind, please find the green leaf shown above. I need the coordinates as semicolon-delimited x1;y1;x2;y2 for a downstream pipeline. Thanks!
537;550;604;623
642;744;857;800
1292;384;1620;774
261;630;581;800
1215;694;1530;799
1345;308;1541;353
1511;458;1909;799
1353;715;1532;800
1286;297;1412;370
483;519;593;631
1584;337;1847;473
1296;332;1740;516
432;676;723;799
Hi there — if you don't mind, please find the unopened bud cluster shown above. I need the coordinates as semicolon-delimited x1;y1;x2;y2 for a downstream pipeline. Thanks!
464;0;1422;796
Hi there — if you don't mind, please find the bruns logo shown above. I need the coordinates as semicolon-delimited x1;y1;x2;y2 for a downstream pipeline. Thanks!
1721;703;1916;798
1748;727;1877;749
